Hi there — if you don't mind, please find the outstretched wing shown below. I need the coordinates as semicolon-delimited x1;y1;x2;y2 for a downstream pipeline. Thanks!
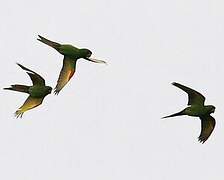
15;96;44;118
198;115;216;143
54;56;76;95
172;82;205;106
17;63;45;86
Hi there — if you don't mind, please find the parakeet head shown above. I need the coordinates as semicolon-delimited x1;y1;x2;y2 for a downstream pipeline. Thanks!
81;48;107;64
207;105;216;114
46;86;52;94
79;48;92;58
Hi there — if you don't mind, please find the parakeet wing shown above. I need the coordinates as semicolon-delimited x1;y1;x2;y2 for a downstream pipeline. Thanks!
17;63;45;86
172;82;205;106
15;96;44;118
54;56;76;94
198;115;216;143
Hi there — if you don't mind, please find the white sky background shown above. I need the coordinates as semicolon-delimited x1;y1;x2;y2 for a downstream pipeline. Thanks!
0;0;224;179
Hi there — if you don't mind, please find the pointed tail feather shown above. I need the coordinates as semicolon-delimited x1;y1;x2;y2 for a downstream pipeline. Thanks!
14;110;24;118
3;85;29;93
87;57;107;64
37;35;61;50
162;110;185;119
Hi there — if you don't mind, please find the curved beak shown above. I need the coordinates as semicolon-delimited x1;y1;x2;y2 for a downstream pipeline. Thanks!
49;88;53;94
85;57;107;64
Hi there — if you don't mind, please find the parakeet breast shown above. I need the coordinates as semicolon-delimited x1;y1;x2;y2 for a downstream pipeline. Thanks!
29;86;51;98
58;44;79;58
185;105;209;117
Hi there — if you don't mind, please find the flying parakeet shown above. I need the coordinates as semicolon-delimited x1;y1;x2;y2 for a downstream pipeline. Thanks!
162;82;216;144
37;35;106;94
4;63;52;118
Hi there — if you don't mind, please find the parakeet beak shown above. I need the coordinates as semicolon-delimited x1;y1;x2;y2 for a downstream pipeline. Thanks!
49;88;52;94
85;57;107;64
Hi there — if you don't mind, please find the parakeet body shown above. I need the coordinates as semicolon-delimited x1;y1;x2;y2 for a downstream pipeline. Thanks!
58;45;79;58
163;82;216;143
184;105;215;117
4;63;52;118
37;35;106;94
28;85;52;98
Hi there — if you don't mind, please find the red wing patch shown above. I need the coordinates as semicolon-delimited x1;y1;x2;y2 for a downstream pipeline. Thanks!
68;70;75;80
54;58;77;94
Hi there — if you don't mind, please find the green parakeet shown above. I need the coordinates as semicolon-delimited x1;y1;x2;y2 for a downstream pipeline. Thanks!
4;63;52;118
163;82;216;143
37;35;106;94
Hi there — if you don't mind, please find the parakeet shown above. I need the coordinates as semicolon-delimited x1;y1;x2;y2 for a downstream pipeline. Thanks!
4;63;52;118
37;35;106;94
162;82;216;143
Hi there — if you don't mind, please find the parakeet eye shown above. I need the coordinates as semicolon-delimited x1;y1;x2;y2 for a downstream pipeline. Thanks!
87;52;92;57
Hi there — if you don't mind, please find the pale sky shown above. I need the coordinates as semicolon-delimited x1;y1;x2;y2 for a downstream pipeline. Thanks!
1;0;224;179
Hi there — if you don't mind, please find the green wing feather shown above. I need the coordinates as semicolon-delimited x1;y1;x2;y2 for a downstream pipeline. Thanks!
54;56;76;94
17;63;45;86
172;82;205;106
198;115;216;143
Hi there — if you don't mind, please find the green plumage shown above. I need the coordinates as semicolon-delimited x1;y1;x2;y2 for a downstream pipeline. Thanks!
163;82;216;144
4;63;52;118
37;35;106;94
28;85;52;98
58;45;79;58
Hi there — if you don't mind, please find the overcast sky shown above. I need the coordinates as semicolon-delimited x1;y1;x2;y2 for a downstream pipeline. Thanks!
1;0;224;179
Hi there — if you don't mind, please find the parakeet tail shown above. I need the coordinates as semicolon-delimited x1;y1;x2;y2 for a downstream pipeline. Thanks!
14;110;24;118
162;109;185;119
37;35;61;50
3;85;29;93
